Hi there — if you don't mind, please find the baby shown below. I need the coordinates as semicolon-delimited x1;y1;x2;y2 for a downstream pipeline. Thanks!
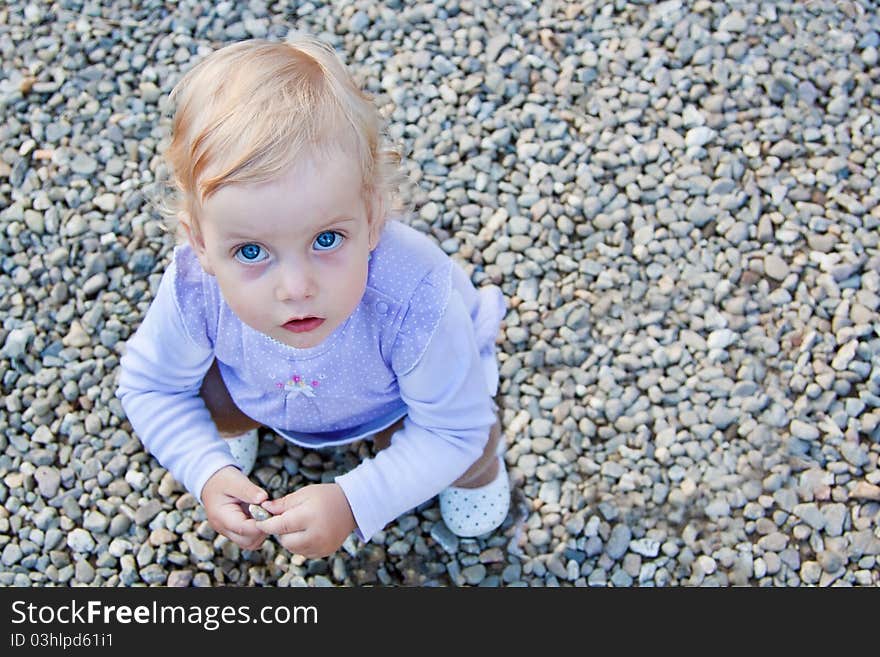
116;35;510;559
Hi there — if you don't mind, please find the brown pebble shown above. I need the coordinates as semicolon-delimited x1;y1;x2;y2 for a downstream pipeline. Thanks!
850;481;880;502
248;503;271;521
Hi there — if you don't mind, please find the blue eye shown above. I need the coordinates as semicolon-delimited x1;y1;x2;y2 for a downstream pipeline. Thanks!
234;243;267;263
314;231;343;251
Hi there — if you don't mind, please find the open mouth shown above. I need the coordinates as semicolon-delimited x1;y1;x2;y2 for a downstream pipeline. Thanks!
282;317;325;334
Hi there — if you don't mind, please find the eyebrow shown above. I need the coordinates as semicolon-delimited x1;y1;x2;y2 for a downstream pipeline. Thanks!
318;216;358;229
218;216;359;243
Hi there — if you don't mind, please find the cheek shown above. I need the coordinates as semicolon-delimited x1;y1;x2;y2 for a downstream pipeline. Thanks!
216;271;272;317
324;257;368;304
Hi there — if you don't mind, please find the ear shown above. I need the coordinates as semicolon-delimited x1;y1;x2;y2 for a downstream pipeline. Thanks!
180;217;215;276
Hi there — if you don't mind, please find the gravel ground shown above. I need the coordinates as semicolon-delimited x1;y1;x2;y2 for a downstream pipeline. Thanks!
1;0;879;587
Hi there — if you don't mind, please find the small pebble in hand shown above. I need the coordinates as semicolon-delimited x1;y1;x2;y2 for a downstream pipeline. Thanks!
248;503;271;521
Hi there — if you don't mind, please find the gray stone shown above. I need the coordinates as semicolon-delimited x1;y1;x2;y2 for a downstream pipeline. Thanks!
832;341;858;370
108;515;131;538
793;503;826;531
790;420;819;441
93;193;117;212
1;543;23;566
184;535;213;562
764;254;790;280
134;500;162;526
685;126;715;148
82;273;109;297
757;532;788;552
139;564;167;585
34;466;61;498
800;561;822;584
719;11;747;32
3;327;34;359
462;564;486;585
75;559;95;584
629;538;660;558
610;568;633;586
248;504;270;521
709;405;737;430
823;504;847;537
67;529;95;553
70;154;98;175
168;570;193;587
606;524;632;560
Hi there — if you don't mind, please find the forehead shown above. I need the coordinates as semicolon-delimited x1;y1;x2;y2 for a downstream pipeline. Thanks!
200;151;366;236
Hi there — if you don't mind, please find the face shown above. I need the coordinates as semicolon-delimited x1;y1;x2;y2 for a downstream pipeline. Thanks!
189;150;378;349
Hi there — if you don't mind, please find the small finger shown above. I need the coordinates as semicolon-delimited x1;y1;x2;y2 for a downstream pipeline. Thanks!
222;513;264;536
262;495;302;514
225;525;266;547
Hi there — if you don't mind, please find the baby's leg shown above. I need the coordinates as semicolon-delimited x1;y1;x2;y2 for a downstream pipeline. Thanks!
371;417;405;451
372;416;502;489
450;420;502;489
200;360;262;436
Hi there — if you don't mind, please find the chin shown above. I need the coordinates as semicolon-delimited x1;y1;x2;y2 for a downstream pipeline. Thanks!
276;325;330;349
279;335;322;349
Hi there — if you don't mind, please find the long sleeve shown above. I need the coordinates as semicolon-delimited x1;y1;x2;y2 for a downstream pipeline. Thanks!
115;266;237;503
334;291;497;541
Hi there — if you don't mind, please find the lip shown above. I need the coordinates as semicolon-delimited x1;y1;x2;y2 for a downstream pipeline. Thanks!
282;317;325;333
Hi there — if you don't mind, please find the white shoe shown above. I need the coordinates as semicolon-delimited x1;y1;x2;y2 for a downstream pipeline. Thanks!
225;429;259;475
439;456;510;538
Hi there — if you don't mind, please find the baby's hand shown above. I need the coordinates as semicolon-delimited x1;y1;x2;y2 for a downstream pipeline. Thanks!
255;483;356;559
201;465;269;550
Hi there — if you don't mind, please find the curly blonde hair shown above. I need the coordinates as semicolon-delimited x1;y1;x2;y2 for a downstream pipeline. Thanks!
164;35;404;243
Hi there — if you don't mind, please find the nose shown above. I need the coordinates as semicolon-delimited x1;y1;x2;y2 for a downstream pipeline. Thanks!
274;258;316;302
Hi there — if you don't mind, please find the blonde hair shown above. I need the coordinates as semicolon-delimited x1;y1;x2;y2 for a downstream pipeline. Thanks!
164;35;403;242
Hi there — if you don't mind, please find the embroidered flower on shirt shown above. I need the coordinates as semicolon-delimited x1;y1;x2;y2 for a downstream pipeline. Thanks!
275;372;324;398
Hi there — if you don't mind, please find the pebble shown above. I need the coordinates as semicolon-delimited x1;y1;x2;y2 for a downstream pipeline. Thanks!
764;254;790;281
793;503;826;531
3;327;33;359
66;529;95;554
719;11;747;32
70;153;98;176
168;570;193;587
2;543;23;567
184;535;213;562
462;564;486;585
790;420;820;441
429;522;459;554
606;524;632;560
757;532;788;552
83;510;109;533
800;561;822;584
82;273;109;297
248;504;271;521
685;127;715;148
850;482;880;501
629;538;660;558
75;559;95;584
93;193;117;212
33;466;61;498
134;500;162;526
696;555;717;576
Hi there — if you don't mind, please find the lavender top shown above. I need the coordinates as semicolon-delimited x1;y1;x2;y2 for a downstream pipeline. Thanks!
116;219;506;541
